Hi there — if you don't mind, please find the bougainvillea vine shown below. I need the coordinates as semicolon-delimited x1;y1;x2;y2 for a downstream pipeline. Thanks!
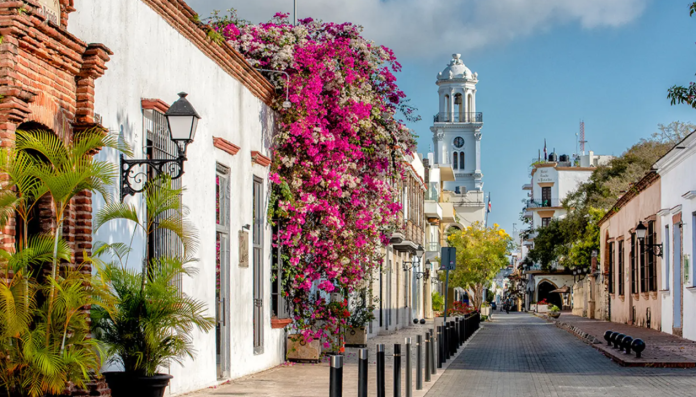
209;11;418;347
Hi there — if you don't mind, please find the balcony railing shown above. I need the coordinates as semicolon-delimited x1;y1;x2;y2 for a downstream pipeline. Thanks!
525;198;561;208
433;112;483;123
426;242;441;253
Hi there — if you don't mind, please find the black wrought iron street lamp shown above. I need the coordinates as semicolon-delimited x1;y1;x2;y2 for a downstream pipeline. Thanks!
402;244;425;271
120;93;201;200
635;222;663;257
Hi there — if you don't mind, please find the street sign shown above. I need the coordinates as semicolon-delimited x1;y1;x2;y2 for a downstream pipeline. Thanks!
440;247;456;270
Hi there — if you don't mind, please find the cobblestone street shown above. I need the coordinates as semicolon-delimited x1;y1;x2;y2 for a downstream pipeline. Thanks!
426;313;696;397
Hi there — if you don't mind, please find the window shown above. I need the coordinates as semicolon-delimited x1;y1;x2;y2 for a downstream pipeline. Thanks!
630;233;637;294
459;152;465;170
618;240;624;296
215;165;230;378
252;177;264;354
403;186;409;221
271;221;290;319
640;229;647;293
648;221;657;291
608;242;615;294
452;152;458;170
541;187;551;207
541;217;551;227
144;108;182;287
664;225;670;290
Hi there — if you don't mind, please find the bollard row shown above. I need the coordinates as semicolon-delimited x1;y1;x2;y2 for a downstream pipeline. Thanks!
328;313;481;397
604;330;647;358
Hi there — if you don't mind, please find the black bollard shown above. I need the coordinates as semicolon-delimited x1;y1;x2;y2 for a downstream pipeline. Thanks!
610;332;620;348
449;322;456;356
437;326;443;368
377;344;386;397
394;343;402;397
614;334;625;350
430;329;437;375
424;332;431;383
405;338;412;397
459;317;465;343
358;348;368;397
458;318;463;346
330;355;343;397
416;335;422;390
632;339;646;358
604;330;613;346
624;336;632;353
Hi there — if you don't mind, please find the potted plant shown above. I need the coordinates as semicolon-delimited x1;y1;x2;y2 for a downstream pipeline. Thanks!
548;304;561;319
91;178;214;397
344;291;376;347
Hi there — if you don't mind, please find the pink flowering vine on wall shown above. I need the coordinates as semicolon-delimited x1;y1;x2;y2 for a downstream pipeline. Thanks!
209;11;419;347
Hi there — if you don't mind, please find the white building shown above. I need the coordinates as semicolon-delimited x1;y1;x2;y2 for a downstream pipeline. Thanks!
70;1;285;394
429;54;486;229
520;150;613;310
654;131;696;340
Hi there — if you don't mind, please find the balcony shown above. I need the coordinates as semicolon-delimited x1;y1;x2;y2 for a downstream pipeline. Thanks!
426;242;441;253
433;112;483;123
440;202;456;223
525;198;561;209
425;201;443;220
522;183;532;191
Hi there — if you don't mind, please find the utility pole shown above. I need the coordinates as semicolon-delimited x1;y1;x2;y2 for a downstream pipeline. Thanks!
293;0;297;26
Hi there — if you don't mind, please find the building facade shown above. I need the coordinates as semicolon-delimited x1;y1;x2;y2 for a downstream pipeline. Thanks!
369;155;426;336
520;151;613;311
599;171;662;329
69;0;284;394
654;132;696;339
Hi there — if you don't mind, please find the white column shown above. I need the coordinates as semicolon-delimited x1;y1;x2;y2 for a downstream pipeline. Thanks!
475;130;482;172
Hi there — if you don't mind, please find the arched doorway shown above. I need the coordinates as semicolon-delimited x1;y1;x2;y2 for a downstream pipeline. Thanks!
537;280;562;308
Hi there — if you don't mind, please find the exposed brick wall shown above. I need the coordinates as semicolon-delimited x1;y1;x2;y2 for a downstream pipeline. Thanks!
0;3;110;395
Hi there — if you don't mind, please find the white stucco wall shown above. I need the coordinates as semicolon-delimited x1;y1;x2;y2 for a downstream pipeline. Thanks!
656;136;696;340
69;1;283;394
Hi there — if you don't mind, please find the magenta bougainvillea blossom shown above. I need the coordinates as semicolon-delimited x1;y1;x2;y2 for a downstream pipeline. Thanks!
210;12;417;346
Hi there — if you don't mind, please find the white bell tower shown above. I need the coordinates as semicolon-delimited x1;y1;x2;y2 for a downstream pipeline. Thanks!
430;54;485;227
430;53;483;193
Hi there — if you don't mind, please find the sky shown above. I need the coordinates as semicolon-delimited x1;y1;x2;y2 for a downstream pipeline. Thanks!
187;0;696;236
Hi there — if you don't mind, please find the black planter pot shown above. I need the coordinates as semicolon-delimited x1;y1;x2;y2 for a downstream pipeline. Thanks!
103;372;173;397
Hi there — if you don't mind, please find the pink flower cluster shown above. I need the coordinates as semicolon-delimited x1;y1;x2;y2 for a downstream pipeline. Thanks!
212;12;415;346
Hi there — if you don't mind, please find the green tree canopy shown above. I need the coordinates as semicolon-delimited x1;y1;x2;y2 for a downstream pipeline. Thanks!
443;223;512;309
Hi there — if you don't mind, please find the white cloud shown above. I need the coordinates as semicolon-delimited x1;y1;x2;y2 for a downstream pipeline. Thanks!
187;0;647;60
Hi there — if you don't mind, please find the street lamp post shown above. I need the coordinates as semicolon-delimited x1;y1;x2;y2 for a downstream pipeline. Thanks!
636;222;663;257
120;93;201;200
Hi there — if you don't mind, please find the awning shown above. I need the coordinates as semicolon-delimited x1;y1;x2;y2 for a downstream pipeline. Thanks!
550;285;570;294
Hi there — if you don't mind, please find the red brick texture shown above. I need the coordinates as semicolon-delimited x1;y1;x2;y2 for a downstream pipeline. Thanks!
0;3;110;395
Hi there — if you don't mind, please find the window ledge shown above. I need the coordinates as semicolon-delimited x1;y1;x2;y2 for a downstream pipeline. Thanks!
271;317;293;329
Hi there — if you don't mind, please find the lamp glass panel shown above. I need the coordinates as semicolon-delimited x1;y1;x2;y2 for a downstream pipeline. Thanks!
167;115;194;141
635;224;647;239
190;116;199;141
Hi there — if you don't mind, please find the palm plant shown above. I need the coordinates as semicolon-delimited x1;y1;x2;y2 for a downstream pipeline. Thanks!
91;176;212;377
0;127;128;396
0;245;103;397
13;127;130;340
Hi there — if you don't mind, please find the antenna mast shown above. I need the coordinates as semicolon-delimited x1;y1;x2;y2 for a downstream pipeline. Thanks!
579;120;587;155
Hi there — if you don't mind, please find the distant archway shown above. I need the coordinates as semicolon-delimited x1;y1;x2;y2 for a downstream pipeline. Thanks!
537;280;562;308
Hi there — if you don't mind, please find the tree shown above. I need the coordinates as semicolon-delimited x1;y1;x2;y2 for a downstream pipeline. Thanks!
667;3;696;109
443;223;512;310
650;121;696;144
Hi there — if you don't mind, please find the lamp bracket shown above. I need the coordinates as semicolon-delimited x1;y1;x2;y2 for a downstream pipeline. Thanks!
120;153;186;200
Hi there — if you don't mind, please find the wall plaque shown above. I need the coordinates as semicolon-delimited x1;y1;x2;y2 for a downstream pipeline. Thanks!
36;0;60;24
238;230;249;268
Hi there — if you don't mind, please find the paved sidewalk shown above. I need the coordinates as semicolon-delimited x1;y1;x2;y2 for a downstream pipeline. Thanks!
547;313;696;367
186;320;470;397
426;313;696;397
